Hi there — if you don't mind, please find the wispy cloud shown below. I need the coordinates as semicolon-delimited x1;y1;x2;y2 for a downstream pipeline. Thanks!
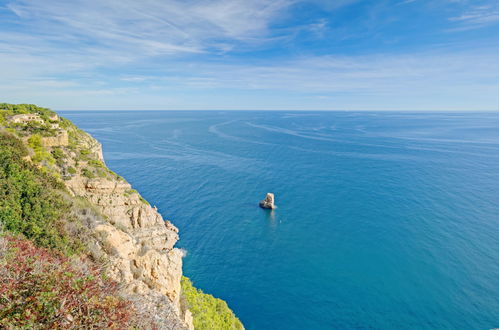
1;0;499;110
4;0;295;56
142;50;499;94
3;47;498;110
449;4;499;30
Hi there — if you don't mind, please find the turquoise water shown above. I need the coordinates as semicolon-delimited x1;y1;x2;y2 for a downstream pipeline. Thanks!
61;111;499;329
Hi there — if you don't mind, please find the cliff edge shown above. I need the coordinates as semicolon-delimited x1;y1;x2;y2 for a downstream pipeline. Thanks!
0;103;243;329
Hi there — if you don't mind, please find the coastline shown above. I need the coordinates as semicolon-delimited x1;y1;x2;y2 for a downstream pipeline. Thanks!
0;103;243;329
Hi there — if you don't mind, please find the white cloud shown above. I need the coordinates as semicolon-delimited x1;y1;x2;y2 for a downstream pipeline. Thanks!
1;0;499;110
4;0;295;56
145;50;499;95
2;47;499;110
449;4;499;30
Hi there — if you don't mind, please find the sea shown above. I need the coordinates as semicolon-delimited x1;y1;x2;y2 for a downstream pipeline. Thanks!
60;111;499;330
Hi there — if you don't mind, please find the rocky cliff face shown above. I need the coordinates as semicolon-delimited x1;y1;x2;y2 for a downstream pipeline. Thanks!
41;130;68;147
1;105;245;329
8;113;195;329
63;133;193;329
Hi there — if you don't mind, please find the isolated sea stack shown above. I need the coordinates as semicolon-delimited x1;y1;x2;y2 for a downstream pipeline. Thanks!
259;193;276;209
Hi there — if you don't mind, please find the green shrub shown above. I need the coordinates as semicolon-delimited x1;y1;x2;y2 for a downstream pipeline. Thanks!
181;276;243;330
27;134;54;165
51;147;65;166
51;147;64;160
81;168;95;179
88;159;104;168
27;134;42;149
97;169;107;178
0;133;74;253
77;149;92;161
67;166;77;175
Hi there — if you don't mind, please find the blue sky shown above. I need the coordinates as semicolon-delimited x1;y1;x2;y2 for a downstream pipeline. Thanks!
1;0;499;110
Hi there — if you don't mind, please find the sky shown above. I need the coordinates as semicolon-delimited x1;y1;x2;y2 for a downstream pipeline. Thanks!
1;0;499;110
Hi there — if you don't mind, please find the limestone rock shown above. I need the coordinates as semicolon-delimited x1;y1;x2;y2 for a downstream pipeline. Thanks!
41;130;68;147
259;193;276;209
57;129;193;330
183;310;194;330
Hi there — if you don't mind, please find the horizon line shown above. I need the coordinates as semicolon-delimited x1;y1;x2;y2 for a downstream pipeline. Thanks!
56;109;499;112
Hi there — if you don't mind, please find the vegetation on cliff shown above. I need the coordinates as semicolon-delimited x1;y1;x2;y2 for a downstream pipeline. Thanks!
0;105;145;327
0;131;77;254
0;103;244;329
181;277;244;330
0;236;139;328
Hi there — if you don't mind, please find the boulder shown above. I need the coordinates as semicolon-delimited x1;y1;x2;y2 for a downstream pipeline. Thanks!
259;193;276;209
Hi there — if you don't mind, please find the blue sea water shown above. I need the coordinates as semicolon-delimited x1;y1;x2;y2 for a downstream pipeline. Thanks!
61;111;499;330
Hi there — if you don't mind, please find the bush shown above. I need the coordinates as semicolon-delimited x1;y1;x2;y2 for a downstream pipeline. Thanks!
0;236;140;328
0;132;76;253
51;147;65;167
51;147;64;160
28;134;54;165
181;276;243;330
88;159;104;168
81;168;95;179
79;149;91;161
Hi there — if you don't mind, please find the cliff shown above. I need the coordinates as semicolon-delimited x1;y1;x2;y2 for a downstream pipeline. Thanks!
0;103;243;329
60;128;192;328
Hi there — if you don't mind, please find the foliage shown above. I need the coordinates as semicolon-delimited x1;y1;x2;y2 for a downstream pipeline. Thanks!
0;132;77;254
181;276;244;330
88;159;104;168
0;235;140;328
0;103;55;123
78;148;91;161
0;103;245;329
0;104;61;137
27;134;55;165
81;167;95;179
51;147;65;166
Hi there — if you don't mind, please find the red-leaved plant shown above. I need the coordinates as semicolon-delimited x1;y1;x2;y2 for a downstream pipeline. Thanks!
0;235;138;328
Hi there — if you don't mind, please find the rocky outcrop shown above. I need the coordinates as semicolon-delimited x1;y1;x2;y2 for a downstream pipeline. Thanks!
2;106;200;329
41;130;68;147
62;133;193;330
259;193;276;209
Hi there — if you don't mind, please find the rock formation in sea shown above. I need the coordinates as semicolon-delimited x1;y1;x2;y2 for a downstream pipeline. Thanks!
259;193;276;209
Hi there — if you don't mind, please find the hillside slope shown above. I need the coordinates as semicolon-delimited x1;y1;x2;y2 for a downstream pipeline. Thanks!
0;103;243;329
